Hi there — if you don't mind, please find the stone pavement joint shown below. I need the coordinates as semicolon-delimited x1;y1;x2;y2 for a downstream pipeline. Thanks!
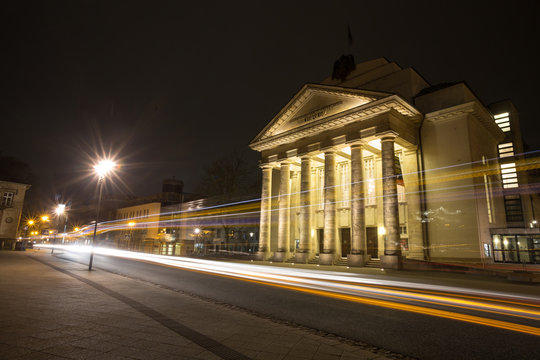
30;255;250;360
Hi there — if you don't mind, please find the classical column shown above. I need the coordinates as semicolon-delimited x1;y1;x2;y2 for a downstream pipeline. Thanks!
257;165;273;260
381;135;402;269
320;151;336;265
275;161;291;262
348;144;366;267
296;156;312;263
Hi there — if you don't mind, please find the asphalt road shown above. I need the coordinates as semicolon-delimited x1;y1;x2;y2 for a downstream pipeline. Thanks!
54;249;540;360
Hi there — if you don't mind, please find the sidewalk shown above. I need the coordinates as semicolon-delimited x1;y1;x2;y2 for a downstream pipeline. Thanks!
0;251;399;360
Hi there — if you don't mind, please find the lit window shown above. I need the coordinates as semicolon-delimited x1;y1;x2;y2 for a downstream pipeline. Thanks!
494;113;511;132
397;184;405;203
499;161;519;189
498;143;514;158
315;167;324;210
338;162;350;208
364;158;376;205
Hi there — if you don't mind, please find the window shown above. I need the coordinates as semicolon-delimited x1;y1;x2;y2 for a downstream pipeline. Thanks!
364;158;376;205
500;162;518;189
397;184;405;203
494;112;511;132
1;192;14;207
400;225;407;236
482;156;494;223
338;162;350;208
314;167;325;210
498;143;514;158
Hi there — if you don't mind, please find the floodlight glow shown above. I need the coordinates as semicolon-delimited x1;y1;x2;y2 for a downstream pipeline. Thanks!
194;228;201;234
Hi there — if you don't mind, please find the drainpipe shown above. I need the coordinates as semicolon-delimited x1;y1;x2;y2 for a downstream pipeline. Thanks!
417;115;430;261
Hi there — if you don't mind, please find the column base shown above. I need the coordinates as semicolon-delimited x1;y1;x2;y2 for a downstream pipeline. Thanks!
319;253;335;265
347;254;367;267
255;251;270;261
294;252;310;264
380;255;402;270
273;251;288;262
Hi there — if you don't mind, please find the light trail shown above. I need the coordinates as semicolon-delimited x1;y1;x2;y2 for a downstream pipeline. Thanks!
40;244;540;336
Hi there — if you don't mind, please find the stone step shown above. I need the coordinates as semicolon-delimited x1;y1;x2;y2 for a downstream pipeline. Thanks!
365;259;381;268
334;258;349;266
308;256;319;264
285;256;296;263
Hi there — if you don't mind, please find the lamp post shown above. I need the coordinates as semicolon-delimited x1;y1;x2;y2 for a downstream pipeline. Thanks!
89;159;116;271
194;227;201;255
52;204;66;254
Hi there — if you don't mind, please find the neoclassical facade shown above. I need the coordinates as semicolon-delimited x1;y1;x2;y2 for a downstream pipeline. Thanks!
250;57;537;269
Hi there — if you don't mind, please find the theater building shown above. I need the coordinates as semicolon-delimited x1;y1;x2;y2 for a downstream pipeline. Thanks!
249;57;538;269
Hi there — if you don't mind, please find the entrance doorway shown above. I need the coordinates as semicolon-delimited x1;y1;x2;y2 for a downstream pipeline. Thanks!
340;228;351;257
366;227;378;259
317;229;324;254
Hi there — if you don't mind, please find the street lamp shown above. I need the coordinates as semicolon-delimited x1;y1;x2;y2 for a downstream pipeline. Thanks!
89;159;117;271
194;228;203;255
51;204;68;254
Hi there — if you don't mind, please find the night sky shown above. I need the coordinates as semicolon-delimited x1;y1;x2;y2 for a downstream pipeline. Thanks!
2;1;539;203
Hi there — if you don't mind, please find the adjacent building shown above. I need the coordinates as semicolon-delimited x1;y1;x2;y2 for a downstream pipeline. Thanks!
0;180;31;249
249;57;539;269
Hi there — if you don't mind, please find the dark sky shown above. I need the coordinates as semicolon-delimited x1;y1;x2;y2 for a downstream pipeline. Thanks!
2;0;539;202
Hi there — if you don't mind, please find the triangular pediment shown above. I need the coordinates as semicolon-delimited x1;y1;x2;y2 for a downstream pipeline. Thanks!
250;84;389;146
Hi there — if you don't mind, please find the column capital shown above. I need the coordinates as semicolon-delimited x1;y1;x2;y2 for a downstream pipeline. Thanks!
349;141;366;150
260;164;274;170
379;131;399;142
279;160;293;166
323;149;336;156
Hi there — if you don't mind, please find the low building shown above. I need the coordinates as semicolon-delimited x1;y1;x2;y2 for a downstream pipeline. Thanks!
0;180;31;249
115;202;161;252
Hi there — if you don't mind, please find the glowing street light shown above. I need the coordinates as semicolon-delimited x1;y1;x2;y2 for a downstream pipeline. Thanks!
94;159;116;179
89;158;117;270
55;204;66;215
41;215;49;222
28;220;34;226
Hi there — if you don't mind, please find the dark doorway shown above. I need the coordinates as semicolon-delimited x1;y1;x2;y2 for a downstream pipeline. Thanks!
318;229;324;254
366;227;378;259
340;228;351;257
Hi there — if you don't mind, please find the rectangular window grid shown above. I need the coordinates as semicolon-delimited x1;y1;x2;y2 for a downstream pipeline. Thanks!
364;158;376;206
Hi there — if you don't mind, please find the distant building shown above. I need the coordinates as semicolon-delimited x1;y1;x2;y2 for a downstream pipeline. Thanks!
160;194;260;256
0;180;31;249
111;178;204;254
115;202;161;252
249;57;539;268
